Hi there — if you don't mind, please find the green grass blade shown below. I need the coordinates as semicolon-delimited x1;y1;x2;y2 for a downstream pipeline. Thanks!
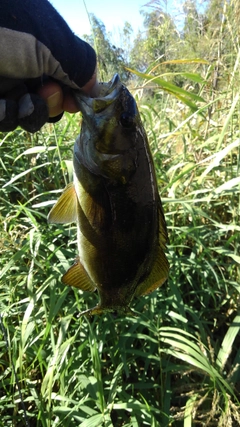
217;314;240;371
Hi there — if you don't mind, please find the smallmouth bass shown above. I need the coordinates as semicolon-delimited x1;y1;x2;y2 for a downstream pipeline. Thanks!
48;74;169;316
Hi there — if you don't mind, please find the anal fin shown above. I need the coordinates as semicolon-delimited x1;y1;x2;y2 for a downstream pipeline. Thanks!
62;257;96;292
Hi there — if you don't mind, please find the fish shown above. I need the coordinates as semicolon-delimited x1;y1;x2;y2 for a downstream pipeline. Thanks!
48;74;169;316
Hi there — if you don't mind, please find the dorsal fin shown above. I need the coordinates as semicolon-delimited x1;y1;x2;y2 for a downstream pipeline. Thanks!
135;246;169;297
135;196;169;296
158;196;169;250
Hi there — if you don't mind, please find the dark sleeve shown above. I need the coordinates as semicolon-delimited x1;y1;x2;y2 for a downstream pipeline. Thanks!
0;0;96;89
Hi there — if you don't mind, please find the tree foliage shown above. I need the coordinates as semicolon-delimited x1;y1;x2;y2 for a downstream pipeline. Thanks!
83;15;130;82
130;8;178;72
81;0;240;95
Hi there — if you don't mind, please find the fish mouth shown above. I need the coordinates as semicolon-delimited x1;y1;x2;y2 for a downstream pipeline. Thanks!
74;73;123;116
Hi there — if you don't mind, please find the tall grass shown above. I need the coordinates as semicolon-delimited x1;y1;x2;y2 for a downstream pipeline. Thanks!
1;7;240;427
1;84;239;426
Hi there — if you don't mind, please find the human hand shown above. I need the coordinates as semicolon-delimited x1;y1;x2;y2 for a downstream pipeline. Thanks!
0;0;98;133
37;68;99;117
0;72;99;133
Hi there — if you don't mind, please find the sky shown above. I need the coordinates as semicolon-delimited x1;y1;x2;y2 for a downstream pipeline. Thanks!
50;0;147;42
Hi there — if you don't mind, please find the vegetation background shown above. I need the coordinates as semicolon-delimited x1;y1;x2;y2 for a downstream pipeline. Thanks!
0;0;239;425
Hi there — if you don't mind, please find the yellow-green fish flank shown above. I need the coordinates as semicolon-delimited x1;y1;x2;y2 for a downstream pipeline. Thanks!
48;74;169;316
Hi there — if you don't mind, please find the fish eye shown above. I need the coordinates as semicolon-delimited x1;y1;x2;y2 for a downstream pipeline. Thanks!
120;112;135;128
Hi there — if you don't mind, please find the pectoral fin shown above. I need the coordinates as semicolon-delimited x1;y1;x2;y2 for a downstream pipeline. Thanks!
48;183;77;224
62;257;96;292
135;247;169;297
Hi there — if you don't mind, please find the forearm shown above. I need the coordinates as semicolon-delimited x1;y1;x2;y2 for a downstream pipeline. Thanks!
0;0;97;132
0;0;96;88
